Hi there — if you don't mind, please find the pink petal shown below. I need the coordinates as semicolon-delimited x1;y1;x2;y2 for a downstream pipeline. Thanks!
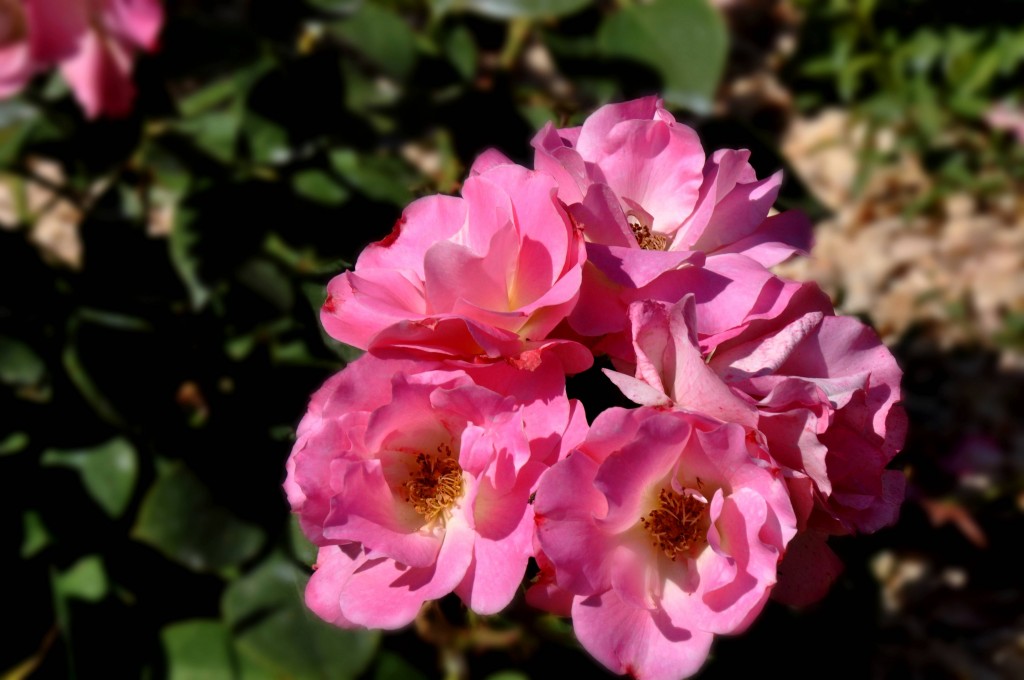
25;0;88;62
572;589;714;680
102;0;164;51
305;544;367;629
59;28;136;118
338;514;475;629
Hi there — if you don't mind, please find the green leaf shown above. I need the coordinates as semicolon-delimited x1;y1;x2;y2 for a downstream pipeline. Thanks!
0;431;29;456
54;555;108;602
0;335;46;387
21;511;51;558
172;57;278;163
236;258;295;312
433;0;592;20
995;311;1024;349
78;308;153;332
444;25;478;81
132;465;265;573
331;3;418;81
519;104;558;131
222;553;303;627
178;58;273;117
42;438;138;518
270;339;327;367
288;515;317;566
598;0;727;114
374;651;429;680
226;554;380;680
306;0;361;15
329;149;414;206
169;204;210;310
245;114;291;166
178;110;242;164
293;170;351;206
485;673;529;680
63;322;122;425
162;620;235;680
235;606;379;680
0;101;39;166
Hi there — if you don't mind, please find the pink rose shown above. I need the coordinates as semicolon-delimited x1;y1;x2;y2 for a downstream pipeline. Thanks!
532;407;796;680
321;162;591;372
286;353;588;628
606;289;906;604
0;0;163;118
532;96;809;263
527;97;811;346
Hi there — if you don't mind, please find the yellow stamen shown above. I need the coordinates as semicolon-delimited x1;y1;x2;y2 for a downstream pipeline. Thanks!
404;444;463;522
639;487;708;561
628;216;667;251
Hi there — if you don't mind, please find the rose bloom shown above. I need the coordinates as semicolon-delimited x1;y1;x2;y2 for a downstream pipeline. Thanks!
285;353;587;629
531;406;796;680
526;97;811;353
0;0;163;117
321;161;590;372
606;290;906;604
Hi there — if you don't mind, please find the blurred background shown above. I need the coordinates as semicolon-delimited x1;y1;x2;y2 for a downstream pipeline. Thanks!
3;0;1023;678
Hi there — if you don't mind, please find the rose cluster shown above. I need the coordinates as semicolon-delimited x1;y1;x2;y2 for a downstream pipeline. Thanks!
285;98;906;680
0;0;163;118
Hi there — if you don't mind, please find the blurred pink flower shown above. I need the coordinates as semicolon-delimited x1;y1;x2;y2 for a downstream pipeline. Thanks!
286;353;587;629
532;407;796;680
986;102;1024;144
0;0;163;117
322;162;591;372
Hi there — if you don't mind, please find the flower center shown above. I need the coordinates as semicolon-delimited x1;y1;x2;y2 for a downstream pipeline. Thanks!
404;444;464;522
640;487;709;561
628;215;667;251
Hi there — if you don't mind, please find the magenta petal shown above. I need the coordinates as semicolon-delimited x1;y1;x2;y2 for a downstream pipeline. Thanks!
586;243;699;290
691;171;783;253
772;532;844;608
720;210;813;267
59;29;136;118
25;0;88;62
104;0;164;51
526;550;575;617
